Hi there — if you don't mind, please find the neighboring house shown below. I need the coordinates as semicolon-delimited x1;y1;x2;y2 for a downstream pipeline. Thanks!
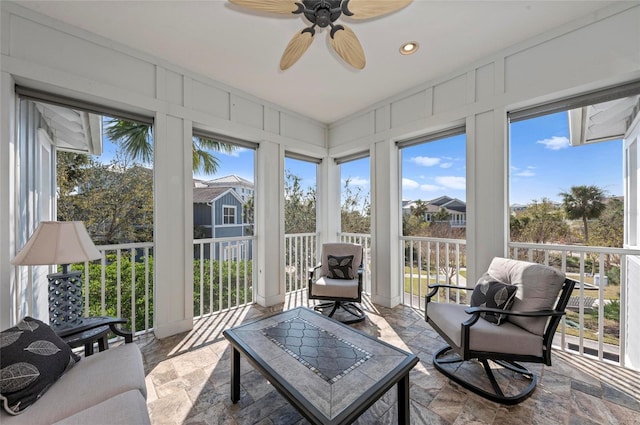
203;175;254;202
403;196;467;227
193;179;254;260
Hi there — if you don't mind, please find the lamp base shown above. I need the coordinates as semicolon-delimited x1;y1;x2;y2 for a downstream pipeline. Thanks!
48;270;84;328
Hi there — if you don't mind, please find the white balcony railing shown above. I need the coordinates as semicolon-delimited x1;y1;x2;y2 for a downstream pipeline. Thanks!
399;235;636;368
339;233;372;295
82;242;155;336
283;233;372;296
193;236;256;318
400;236;467;311
508;242;640;368
284;233;318;293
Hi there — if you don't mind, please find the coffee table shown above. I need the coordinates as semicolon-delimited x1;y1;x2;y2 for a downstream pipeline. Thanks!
223;307;418;424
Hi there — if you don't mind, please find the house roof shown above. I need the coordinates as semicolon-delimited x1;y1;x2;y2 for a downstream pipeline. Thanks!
193;187;231;203
204;175;253;188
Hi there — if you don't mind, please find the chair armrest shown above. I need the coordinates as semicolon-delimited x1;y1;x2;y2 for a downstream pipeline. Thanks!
426;284;474;301
308;264;322;279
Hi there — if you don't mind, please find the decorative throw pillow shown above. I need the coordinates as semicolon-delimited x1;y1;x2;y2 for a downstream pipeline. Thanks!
0;317;80;415
327;255;354;279
470;273;517;325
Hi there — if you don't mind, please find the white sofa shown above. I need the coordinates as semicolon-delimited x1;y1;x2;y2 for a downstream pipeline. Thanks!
0;343;150;425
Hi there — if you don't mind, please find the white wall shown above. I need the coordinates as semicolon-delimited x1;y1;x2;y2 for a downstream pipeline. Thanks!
0;2;327;335
328;3;640;304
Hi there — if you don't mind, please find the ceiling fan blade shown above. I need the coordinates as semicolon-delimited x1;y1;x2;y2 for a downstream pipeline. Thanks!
344;0;412;19
280;30;314;70
228;0;299;15
330;25;365;70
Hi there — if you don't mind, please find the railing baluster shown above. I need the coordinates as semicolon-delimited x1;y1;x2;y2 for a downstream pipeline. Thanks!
131;249;136;335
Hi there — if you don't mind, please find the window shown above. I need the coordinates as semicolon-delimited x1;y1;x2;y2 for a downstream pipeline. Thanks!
223;205;236;224
398;126;467;239
338;155;370;235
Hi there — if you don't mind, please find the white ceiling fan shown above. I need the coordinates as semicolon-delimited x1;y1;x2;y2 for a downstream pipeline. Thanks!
228;0;413;70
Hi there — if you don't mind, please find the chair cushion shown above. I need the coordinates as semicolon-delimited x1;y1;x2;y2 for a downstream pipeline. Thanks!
0;317;81;415
320;243;362;278
470;273;517;325
327;255;354;279
310;276;360;299
427;303;543;357
487;257;566;336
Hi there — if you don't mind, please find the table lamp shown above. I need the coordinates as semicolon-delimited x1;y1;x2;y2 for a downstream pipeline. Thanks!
11;221;101;329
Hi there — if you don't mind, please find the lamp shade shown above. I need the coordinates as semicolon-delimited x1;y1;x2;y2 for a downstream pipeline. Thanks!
11;221;101;266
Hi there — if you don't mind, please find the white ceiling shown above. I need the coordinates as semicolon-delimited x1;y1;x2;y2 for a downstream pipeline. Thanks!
17;0;618;124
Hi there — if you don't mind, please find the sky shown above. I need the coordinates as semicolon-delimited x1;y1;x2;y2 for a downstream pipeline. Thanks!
100;110;623;207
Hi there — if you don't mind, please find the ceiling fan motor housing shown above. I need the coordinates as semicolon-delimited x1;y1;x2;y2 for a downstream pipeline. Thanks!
301;0;343;27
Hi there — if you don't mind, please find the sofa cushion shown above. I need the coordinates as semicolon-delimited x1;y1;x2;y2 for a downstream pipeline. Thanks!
0;343;146;425
0;317;81;415
487;257;566;335
470;273;517;325
53;390;150;425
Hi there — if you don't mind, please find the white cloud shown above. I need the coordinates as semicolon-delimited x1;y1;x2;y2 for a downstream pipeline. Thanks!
515;170;535;177
537;136;570;150
420;184;441;191
410;156;441;167
435;176;466;190
221;147;248;157
402;178;419;189
346;177;369;187
440;162;453;169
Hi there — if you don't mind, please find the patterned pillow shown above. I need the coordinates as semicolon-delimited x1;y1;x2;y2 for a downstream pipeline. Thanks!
0;317;80;415
470;273;517;325
326;255;354;279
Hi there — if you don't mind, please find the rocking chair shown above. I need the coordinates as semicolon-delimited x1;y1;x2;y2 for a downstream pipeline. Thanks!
425;257;576;404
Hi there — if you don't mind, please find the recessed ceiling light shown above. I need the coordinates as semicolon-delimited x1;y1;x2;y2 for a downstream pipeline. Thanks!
400;42;419;55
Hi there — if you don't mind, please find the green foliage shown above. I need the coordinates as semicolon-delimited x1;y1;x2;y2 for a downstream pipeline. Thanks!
71;255;254;332
284;169;316;234
560;185;606;244
604;300;620;321
510;198;569;244
56;151;91;197
589;198;623;248
193;259;253;316
71;253;154;333
606;265;620;286
104;118;235;175
341;177;370;234
57;155;154;244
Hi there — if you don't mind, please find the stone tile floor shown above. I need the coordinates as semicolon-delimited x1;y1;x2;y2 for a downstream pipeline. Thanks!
138;293;640;424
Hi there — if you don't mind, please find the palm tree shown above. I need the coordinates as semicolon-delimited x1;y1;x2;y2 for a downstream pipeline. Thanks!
104;119;235;174
559;185;606;244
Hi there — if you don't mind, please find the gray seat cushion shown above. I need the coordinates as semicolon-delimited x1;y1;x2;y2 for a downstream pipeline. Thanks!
310;276;360;299
427;302;543;357
487;257;565;336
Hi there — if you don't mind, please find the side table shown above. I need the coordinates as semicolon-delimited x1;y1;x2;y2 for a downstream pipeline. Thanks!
52;316;133;356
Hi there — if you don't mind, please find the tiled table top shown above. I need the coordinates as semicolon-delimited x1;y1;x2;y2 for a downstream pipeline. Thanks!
224;307;418;424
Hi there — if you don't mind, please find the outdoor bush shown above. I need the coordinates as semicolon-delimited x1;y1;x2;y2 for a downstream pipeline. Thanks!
193;259;253;316
71;252;155;333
